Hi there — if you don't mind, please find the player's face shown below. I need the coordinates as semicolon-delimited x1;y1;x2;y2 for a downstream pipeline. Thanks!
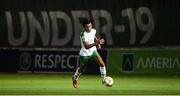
84;23;92;32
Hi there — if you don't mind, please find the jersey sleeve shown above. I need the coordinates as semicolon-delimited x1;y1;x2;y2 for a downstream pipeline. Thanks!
93;29;97;38
80;30;86;42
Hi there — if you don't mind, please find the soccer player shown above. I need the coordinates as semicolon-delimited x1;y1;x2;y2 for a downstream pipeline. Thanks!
72;17;106;88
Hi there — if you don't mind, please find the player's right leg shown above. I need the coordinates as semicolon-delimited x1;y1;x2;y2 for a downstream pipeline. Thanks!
72;67;80;88
72;56;89;88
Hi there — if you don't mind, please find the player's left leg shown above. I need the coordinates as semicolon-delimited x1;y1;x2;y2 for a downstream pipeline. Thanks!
92;51;107;82
95;55;106;79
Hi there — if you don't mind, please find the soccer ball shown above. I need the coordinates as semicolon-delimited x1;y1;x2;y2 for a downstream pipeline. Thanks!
103;76;113;87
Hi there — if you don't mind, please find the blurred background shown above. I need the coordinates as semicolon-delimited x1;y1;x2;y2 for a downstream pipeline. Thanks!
0;0;180;75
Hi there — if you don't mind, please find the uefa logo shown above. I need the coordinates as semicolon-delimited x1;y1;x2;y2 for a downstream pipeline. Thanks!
122;54;133;71
19;52;31;71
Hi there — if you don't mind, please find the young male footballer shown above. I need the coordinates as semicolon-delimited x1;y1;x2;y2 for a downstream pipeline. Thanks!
72;17;106;88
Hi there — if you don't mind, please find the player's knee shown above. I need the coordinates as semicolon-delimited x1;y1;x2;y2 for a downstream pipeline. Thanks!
82;65;87;72
79;64;87;73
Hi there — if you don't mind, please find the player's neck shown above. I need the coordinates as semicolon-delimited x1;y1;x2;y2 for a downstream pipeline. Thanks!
84;28;93;32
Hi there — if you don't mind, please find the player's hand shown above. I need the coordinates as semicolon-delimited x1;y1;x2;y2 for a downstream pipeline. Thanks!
97;44;102;49
95;37;100;45
100;39;105;44
95;37;105;45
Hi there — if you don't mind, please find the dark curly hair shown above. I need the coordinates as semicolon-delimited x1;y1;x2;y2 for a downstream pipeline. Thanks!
82;17;94;27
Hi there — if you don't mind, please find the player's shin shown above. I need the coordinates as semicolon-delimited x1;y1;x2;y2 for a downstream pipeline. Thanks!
73;67;81;80
100;66;106;79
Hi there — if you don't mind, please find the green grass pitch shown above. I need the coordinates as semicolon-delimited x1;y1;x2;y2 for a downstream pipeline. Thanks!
0;73;180;95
